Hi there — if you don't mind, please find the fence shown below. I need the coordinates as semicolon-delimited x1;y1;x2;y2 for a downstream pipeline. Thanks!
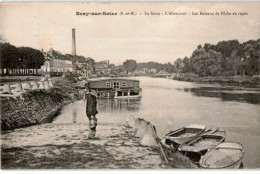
0;80;55;97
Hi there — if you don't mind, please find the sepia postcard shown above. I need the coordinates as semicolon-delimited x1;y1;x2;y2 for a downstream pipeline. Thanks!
0;1;260;170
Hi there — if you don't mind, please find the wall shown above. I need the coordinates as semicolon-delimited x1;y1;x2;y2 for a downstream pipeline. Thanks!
0;88;72;131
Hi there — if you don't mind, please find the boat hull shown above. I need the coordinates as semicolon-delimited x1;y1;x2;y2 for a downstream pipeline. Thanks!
199;142;244;169
114;95;142;99
178;129;226;154
200;159;242;169
165;124;206;146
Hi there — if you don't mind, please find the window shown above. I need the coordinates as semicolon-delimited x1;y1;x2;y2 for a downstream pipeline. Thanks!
50;60;53;67
113;82;120;89
106;82;111;88
121;82;127;87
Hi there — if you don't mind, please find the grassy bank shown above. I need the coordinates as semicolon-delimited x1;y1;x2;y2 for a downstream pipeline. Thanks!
173;75;260;88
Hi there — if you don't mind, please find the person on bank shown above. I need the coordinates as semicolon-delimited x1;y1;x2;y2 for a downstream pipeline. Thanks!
84;84;98;139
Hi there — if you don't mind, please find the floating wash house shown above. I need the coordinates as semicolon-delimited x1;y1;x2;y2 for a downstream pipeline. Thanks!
87;77;142;99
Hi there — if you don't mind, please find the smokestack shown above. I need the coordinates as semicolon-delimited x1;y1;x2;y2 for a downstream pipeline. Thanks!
72;28;76;56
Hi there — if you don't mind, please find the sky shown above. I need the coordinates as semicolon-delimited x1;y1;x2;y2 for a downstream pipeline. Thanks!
0;2;260;65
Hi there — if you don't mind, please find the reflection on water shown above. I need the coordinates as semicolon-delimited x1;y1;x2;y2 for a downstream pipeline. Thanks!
72;110;77;123
51;98;141;126
98;98;141;112
177;87;260;104
137;77;260;169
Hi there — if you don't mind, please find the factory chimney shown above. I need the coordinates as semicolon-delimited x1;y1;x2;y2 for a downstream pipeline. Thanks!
72;28;76;56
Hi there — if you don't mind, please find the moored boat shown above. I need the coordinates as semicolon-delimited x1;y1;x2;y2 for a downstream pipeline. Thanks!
161;124;206;148
86;77;142;99
199;142;244;169
178;128;226;155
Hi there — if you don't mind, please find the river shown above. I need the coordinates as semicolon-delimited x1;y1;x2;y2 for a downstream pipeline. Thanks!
1;77;260;169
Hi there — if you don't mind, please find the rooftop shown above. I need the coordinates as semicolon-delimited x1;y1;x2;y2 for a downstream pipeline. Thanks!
88;77;139;82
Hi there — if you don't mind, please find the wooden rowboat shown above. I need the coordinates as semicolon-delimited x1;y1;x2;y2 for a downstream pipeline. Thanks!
162;124;206;147
178;128;226;155
199;142;244;169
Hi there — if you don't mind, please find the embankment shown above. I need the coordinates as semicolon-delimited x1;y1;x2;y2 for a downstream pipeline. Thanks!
173;75;260;88
0;77;82;131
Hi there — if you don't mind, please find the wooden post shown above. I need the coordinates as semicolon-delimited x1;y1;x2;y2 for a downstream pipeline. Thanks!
151;126;169;164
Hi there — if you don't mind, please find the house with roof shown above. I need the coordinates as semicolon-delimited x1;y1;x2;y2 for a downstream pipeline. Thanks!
94;60;110;76
40;48;73;76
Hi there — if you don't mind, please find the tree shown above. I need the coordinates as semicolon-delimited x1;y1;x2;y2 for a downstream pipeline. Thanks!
182;56;191;73
197;44;202;49
174;58;184;73
0;43;19;74
18;47;45;74
123;59;137;73
191;48;208;76
190;48;224;76
214;40;240;58
172;38;260;77
164;62;175;73
203;43;211;52
207;50;223;76
243;43;259;75
227;50;242;75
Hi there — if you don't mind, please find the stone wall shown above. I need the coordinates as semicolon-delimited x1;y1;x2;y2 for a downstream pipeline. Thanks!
0;88;72;131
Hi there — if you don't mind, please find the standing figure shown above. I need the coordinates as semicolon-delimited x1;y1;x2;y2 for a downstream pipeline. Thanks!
84;85;98;139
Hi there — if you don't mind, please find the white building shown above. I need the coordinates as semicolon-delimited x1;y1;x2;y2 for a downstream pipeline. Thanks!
40;49;73;74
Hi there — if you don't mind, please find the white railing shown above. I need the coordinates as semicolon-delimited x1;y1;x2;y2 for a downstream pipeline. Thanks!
0;80;55;97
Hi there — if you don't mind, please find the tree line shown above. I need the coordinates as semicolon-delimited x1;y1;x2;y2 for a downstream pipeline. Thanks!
0;42;45;75
109;60;176;74
136;61;175;73
2;38;259;77
116;39;260;76
173;39;260;76
0;42;95;75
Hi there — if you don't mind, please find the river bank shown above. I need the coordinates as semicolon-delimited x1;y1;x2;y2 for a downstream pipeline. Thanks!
1;122;167;169
1;119;196;169
172;75;260;88
0;77;82;131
